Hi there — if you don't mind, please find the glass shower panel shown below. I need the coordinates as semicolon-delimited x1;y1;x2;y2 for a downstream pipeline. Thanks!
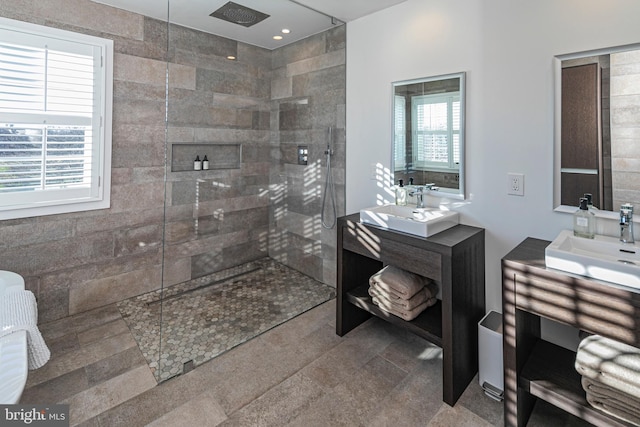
155;0;344;382
157;2;273;382
268;21;346;288
104;0;169;385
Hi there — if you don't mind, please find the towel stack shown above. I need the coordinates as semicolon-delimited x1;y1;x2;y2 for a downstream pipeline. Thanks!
368;265;438;321
575;334;640;426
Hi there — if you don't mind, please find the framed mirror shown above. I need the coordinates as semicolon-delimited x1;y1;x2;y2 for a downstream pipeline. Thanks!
392;72;466;200
554;43;640;216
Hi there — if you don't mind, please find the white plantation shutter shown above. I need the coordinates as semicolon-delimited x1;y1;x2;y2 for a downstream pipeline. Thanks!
412;93;460;170
0;17;112;219
394;94;406;169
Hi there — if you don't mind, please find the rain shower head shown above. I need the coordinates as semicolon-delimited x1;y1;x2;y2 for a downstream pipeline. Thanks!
209;2;270;28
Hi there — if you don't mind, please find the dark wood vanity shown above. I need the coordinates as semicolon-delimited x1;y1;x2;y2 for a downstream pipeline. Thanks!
336;213;485;406
502;238;640;426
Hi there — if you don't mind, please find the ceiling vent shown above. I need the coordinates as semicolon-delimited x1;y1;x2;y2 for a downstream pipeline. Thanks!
210;2;270;28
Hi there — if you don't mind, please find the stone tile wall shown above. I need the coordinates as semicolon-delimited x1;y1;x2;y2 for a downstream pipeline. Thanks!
0;0;169;323
611;49;640;211
0;0;345;323
162;24;273;281
269;26;346;287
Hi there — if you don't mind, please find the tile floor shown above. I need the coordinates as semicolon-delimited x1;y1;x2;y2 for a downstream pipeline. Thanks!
117;259;335;382
21;299;594;426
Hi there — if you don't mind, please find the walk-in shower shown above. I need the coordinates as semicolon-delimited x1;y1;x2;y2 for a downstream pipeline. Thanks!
113;0;347;382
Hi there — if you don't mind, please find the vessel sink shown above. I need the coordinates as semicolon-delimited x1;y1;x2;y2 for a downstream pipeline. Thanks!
545;229;640;290
359;204;459;238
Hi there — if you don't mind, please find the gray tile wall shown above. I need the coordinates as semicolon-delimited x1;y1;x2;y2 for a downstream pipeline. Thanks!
163;22;273;282
0;1;345;323
611;49;640;210
269;26;346;287
0;1;169;323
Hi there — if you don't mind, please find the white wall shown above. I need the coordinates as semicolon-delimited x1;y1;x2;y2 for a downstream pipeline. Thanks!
346;0;640;327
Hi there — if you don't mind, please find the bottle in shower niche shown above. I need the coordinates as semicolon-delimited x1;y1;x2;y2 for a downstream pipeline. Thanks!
573;197;595;239
202;155;209;170
395;179;407;206
194;155;202;171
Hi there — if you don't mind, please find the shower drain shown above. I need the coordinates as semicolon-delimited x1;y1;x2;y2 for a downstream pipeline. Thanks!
183;360;194;374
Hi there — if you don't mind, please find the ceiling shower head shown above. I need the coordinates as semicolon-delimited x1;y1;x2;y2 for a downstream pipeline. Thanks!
209;2;270;28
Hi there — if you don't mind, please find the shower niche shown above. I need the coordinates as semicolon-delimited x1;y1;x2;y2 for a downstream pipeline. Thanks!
170;143;242;172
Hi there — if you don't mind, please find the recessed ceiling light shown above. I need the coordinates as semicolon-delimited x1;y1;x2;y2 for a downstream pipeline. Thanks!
281;29;290;34
273;35;283;40
227;55;236;60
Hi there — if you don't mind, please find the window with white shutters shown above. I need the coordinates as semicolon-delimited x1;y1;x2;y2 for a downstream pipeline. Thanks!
0;17;113;220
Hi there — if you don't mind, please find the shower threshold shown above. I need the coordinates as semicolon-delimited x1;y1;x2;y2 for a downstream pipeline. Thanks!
117;258;335;383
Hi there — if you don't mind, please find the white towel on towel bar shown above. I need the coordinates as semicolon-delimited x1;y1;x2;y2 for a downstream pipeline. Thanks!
0;290;50;369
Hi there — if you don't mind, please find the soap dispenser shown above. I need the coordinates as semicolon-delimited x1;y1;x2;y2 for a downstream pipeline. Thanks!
573;197;595;239
406;177;415;194
583;193;598;211
395;179;407;206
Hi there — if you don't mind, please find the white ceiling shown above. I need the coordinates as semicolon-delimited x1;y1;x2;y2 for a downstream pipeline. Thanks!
92;0;407;50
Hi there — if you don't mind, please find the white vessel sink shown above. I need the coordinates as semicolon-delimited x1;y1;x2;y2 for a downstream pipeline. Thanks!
545;229;640;290
359;204;459;238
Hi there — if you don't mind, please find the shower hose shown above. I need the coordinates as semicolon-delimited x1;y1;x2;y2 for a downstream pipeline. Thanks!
321;126;337;229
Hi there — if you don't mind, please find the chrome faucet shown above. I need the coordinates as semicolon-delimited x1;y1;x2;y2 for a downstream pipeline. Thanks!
409;183;439;208
620;203;634;243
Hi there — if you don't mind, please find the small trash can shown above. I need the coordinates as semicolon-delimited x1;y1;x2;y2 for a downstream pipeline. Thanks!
478;310;503;401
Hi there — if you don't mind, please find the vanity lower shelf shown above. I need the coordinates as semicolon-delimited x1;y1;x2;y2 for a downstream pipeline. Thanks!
519;339;631;427
345;284;442;346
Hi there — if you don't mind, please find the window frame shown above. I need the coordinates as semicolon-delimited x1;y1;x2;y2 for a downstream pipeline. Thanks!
0;17;113;220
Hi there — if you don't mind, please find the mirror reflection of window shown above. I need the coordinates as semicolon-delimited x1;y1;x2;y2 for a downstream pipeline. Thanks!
412;93;460;170
394;94;406;171
392;72;465;200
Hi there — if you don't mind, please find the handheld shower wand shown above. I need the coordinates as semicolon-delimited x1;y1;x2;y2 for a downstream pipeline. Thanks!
321;126;337;229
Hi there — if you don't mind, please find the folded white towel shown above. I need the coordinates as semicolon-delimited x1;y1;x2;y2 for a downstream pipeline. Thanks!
0;290;50;369
369;282;437;311
369;265;430;300
583;376;640;426
582;376;640;418
371;293;436;321
575;334;640;398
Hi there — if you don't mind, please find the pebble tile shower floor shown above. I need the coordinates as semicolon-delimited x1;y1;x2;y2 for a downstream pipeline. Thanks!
117;258;335;382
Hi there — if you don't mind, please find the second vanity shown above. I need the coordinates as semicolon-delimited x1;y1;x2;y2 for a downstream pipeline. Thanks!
503;237;640;426
336;213;485;406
